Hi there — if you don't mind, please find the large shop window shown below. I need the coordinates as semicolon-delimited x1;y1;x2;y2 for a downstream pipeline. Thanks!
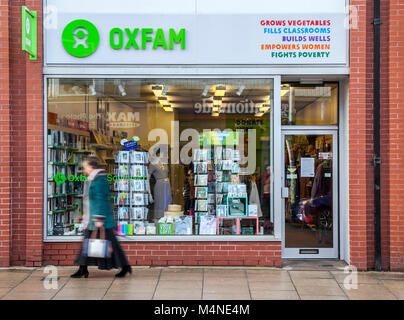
46;78;274;238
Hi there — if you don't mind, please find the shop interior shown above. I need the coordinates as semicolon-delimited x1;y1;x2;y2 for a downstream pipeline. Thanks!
46;78;274;237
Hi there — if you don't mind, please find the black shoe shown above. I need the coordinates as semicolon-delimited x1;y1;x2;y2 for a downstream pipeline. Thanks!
70;266;89;278
115;265;132;278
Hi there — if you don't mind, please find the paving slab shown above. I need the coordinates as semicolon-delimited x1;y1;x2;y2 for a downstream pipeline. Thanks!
250;290;299;300
153;289;202;300
0;266;403;300
342;284;398;300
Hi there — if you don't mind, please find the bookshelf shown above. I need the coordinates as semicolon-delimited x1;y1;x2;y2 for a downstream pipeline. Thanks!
47;128;90;236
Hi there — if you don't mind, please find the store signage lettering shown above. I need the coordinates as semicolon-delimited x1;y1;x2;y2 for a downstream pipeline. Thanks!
62;19;185;57
109;28;186;50
260;19;333;59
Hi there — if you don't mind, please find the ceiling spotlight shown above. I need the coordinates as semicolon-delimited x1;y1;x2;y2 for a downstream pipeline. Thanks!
118;83;126;96
163;105;173;112
213;96;222;106
212;106;219;112
255;112;264;117
158;96;169;106
281;89;289;96
202;85;210;97
152;85;163;97
260;104;271;112
212;112;220;117
236;85;245;96
215;85;226;97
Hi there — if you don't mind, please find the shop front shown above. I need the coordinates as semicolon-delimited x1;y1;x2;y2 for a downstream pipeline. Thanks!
40;0;351;265
0;0;362;268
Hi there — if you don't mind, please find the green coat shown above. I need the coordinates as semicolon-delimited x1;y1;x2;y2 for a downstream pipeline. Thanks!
88;174;115;230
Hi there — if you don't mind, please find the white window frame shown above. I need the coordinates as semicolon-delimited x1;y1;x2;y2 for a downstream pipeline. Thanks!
43;73;282;242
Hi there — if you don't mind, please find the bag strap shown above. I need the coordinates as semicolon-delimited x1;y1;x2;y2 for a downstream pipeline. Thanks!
100;227;106;240
90;227;107;240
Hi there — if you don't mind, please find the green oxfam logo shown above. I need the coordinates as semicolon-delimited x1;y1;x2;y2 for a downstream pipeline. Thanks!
54;173;66;184
62;19;100;57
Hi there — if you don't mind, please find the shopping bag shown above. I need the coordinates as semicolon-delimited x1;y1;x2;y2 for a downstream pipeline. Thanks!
82;228;112;258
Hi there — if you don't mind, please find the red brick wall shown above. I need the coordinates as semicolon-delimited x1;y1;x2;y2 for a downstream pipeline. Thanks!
386;0;404;271
43;242;282;267
0;0;12;267
349;0;376;271
8;0;43;267
1;1;403;270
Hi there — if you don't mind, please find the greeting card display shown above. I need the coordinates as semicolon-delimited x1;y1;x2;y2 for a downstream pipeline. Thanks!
195;174;208;186
195;187;208;199
223;148;233;160
194;162;208;174
216;205;227;217
114;147;150;232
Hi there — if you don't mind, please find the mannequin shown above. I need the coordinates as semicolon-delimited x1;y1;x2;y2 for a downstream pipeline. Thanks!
148;145;172;220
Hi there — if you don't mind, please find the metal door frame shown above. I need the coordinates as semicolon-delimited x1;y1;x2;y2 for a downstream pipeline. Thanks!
281;129;339;259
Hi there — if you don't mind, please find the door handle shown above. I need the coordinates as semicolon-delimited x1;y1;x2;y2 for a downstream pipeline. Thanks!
281;187;289;198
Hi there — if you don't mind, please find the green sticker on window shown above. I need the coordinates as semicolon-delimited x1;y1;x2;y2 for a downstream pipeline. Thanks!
62;19;100;57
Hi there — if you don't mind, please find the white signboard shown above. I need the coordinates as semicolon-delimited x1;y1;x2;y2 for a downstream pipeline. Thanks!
44;0;348;65
301;157;315;178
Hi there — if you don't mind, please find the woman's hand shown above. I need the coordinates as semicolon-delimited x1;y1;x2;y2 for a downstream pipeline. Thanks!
95;221;104;228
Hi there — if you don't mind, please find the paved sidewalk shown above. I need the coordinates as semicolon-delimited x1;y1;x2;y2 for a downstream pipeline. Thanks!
0;263;403;300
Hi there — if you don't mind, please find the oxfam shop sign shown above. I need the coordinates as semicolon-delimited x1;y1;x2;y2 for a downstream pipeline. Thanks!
62;19;186;58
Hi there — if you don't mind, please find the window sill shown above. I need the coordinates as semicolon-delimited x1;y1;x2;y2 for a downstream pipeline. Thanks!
43;235;281;242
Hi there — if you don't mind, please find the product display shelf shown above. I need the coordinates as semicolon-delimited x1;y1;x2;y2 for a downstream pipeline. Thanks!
114;150;150;236
48;124;90;137
47;128;90;236
216;216;259;235
192;147;212;233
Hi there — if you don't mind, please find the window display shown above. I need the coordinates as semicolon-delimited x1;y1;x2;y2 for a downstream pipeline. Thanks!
46;78;274;237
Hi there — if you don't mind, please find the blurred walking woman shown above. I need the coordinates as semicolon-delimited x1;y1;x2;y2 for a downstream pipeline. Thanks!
71;155;131;278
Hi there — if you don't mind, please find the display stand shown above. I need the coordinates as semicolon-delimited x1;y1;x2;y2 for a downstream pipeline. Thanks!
114;150;149;235
216;216;259;235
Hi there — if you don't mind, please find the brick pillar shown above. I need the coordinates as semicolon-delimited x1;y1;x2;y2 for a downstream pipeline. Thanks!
380;0;391;271
9;0;44;267
386;0;404;271
349;0;375;270
0;0;12;267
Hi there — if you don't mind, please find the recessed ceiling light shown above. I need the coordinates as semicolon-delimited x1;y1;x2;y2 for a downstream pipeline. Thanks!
213;96;222;106
158;96;168;106
152;85;163;97
260;104;271;112
215;85;226;97
163;105;173;112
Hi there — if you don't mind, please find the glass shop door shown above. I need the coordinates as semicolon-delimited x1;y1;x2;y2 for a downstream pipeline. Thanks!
281;131;338;258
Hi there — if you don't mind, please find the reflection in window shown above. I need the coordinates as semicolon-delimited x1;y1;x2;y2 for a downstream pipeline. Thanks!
46;78;274;237
281;83;338;125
